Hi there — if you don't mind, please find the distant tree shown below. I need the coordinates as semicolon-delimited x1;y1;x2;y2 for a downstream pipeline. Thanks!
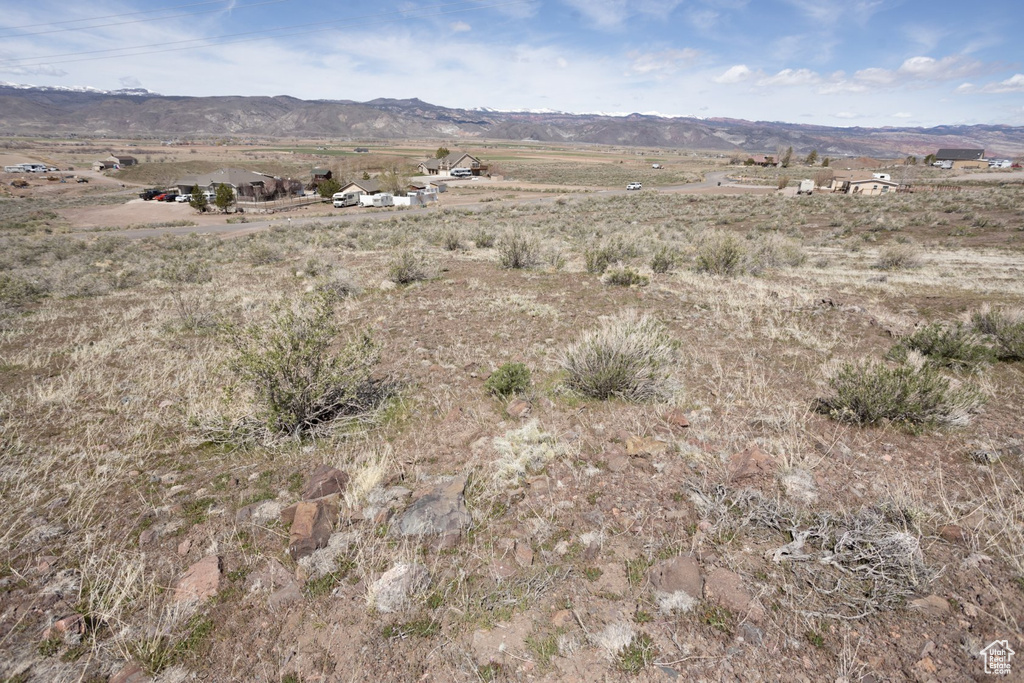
744;158;755;166
814;168;834;188
777;175;790;190
188;183;207;212
822;157;830;167
377;165;409;195
435;146;450;159
214;183;234;213
780;146;793;168
924;154;937;166
318;177;341;199
805;149;818;166
362;171;371;180
905;155;917;166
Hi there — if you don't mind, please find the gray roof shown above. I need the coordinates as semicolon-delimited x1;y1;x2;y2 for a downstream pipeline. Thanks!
177;168;275;188
935;149;985;161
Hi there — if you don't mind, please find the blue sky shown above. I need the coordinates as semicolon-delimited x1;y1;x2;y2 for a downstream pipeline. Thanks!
1;0;1022;127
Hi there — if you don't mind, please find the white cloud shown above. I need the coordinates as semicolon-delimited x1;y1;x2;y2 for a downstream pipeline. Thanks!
892;112;913;118
897;55;987;81
714;64;753;84
449;21;471;33
628;48;700;75
853;67;897;86
757;68;820;87
832;111;861;119
559;0;682;28
978;73;1024;93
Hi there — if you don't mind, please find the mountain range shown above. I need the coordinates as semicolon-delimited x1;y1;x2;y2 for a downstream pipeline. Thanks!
2;84;1022;158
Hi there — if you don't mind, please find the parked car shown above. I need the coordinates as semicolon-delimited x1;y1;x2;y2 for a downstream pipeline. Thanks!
76;177;89;183
139;188;162;200
626;182;642;190
152;193;167;201
175;193;192;202
161;193;179;202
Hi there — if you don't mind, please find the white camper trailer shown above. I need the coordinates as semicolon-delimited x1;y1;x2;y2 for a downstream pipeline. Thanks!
797;179;814;195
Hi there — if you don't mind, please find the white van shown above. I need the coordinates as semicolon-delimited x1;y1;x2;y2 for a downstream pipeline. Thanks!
450;168;472;178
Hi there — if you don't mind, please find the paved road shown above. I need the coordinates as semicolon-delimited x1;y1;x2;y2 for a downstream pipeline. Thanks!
82;171;747;240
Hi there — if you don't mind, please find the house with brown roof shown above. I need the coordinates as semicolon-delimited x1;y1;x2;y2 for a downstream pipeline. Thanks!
336;178;381;196
417;152;485;176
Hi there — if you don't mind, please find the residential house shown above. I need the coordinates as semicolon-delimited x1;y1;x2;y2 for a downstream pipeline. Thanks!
308;168;333;190
828;171;899;195
106;155;137;167
92;160;116;171
743;154;774;167
174;168;301;199
336;178;381;196
417;152;485;176
935;149;987;169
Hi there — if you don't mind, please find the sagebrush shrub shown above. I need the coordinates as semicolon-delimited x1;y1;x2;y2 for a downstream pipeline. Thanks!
889;322;993;369
875;244;921;270
387;249;434;284
0;273;44;308
560;311;673;401
223;295;385;436
602;268;649;287
818;357;981;427
497;231;539;269
484;362;531;397
971;306;1024;360
474;229;496;248
649;246;676;274
695;232;746;276
441;230;461;251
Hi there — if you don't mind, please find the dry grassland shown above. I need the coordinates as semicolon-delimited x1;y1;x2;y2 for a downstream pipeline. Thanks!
1;146;1024;681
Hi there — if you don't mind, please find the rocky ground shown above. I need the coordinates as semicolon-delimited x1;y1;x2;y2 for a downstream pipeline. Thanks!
1;169;1024;682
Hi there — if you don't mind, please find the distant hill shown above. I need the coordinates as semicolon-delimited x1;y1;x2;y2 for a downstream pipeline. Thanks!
1;85;1022;158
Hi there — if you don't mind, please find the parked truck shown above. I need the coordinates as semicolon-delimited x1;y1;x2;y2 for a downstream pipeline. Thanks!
797;179;814;195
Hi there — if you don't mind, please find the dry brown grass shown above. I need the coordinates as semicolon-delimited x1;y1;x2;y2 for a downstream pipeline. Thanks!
2;149;1024;681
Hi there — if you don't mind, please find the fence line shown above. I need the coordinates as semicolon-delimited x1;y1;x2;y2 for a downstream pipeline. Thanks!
234;195;325;212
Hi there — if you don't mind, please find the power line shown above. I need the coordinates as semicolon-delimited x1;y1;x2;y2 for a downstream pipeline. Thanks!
0;0;292;39
0;0;529;68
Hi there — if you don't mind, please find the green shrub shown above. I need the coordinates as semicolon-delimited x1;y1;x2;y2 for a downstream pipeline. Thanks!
602;267;649;287
617;632;657;674
649;246;676;274
474;229;495;248
223;294;386;436
817;358;981;427
440;229;461;251
584;246;614;274
497;231;539;269
484;362;531;397
889;322;994;369
387;249;434;284
248;244;283;265
0;274;44;308
694;232;746;276
560;311;673;401
971;307;1024;360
